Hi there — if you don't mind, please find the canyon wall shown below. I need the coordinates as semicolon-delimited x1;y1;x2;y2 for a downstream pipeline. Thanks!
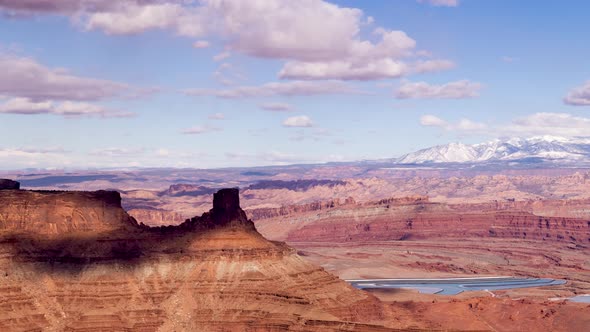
0;185;402;331
252;198;590;244
0;188;137;235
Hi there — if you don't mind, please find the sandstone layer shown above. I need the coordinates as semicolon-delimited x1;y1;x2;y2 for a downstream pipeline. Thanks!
0;185;410;332
252;198;590;244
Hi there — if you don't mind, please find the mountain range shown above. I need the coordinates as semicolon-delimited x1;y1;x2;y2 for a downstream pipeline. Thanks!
397;136;590;164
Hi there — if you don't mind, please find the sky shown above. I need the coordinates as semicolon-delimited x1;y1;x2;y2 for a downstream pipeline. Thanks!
0;0;589;169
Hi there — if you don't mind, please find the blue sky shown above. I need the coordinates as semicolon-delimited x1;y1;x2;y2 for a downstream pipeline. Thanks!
0;0;589;169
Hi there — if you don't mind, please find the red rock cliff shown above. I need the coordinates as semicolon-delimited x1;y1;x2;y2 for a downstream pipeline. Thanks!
0;185;401;331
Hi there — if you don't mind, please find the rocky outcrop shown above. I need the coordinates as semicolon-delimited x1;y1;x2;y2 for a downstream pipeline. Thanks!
161;183;216;197
0;179;19;190
247;197;357;220
0;185;404;331
247;179;347;191
253;198;590;244
0;189;137;235
127;208;186;225
281;209;589;243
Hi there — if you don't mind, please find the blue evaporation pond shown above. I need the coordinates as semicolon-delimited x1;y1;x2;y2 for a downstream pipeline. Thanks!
348;277;566;295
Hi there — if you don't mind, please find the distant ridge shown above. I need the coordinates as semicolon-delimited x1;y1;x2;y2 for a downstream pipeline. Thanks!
397;136;590;164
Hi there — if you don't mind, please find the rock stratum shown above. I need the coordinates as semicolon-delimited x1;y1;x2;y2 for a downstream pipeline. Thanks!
0;182;410;332
252;197;590;244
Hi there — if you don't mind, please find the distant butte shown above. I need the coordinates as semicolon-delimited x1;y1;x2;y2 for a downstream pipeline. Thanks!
0;178;20;190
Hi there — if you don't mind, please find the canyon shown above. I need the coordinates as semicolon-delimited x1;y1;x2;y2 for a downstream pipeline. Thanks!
0;183;398;331
1;179;588;331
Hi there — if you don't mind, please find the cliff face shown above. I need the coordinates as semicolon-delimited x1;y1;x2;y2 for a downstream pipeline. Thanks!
126;208;186;225
0;189;137;235
0;186;399;332
246;197;356;220
253;198;590;244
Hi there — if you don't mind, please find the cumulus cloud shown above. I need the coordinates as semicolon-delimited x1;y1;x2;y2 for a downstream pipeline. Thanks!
277;28;420;80
0;54;132;101
85;1;208;36
563;81;590;106
282;115;313;128
417;0;459;7
396;80;482;99
0;97;133;118
181;125;222;135
184;80;363;99
0;0;456;81
279;57;408;81
259;102;293;112
420;112;590;138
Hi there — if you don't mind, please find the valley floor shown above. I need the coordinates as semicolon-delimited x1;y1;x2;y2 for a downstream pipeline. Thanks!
285;238;590;331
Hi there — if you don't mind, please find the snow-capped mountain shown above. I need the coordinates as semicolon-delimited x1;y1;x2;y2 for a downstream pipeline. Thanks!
398;136;590;164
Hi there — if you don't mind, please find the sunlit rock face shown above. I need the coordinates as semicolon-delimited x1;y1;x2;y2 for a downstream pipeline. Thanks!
0;184;395;332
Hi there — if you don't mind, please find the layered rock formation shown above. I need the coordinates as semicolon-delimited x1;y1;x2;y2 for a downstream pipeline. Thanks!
253;197;590;244
0;186;408;331
0;189;136;235
126;208;186;225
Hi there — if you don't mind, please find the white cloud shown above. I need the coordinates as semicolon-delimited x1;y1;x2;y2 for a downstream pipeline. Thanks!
0;53;132;101
0;1;456;81
208;112;225;120
412;59;455;73
184;80;363;98
420;114;450;128
396;80;482;99
564;81;590;106
0;97;133;118
417;0;459;7
259;102;293;112
420;114;487;132
193;40;210;49
212;62;246;86
279;57;408;80
504;113;590;137
85;2;208;37
282;115;313;128
213;51;231;62
181;125;223;135
421;112;590;138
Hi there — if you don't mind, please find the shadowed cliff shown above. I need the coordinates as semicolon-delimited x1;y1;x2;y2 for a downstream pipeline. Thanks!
0;185;271;268
0;180;408;331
